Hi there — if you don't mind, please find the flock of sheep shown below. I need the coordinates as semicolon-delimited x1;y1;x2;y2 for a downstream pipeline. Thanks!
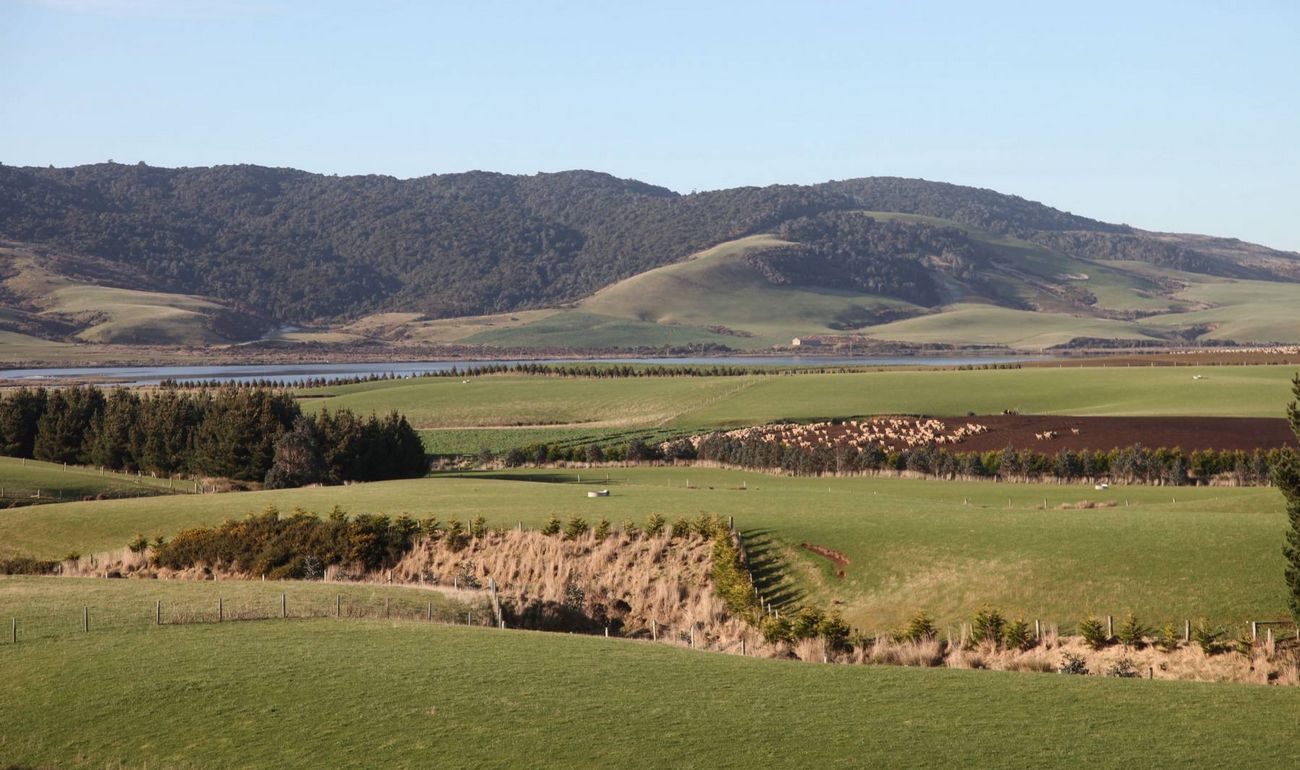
697;417;991;452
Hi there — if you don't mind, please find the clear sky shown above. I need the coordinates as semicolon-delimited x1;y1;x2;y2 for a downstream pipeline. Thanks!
2;0;1297;250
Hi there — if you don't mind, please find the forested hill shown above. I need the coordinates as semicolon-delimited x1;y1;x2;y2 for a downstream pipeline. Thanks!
0;162;1296;324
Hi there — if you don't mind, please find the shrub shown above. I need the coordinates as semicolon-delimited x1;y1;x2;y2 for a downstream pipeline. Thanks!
972;607;1006;647
693;513;723;538
437;520;463;551
669;517;691;539
469;515;487;539
1058;652;1089;675
502;447;527;467
128;533;149;553
476;447;494;466
789;607;825;640
1105;658;1141;678
621;519;640;536
420;516;441;539
563;515;590;540
645;513;666;537
817;612;852;651
541;514;562;537
1194;618;1224;654
1115;612;1149;649
1078;616;1110;650
893;611;937;643
593;518;611;539
761;614;792;645
0;556;60;575
1157;621;1181;652
1002;618;1034;651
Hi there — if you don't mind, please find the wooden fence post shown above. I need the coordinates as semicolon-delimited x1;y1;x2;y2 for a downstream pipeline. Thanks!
335;595;341;618
651;619;657;641
604;626;609;638
218;597;224;623
156;600;162;625
1107;615;1114;639
83;607;89;633
1184;619;1191;643
281;593;287;619
1034;619;1041;640
740;638;746;656
427;602;432;621
10;618;14;644
1251;621;1258;642
385;598;390;618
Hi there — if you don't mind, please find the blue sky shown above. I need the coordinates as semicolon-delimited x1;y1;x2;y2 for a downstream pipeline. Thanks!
2;0;1297;250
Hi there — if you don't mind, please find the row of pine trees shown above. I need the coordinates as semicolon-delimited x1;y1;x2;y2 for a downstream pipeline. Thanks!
0;386;427;486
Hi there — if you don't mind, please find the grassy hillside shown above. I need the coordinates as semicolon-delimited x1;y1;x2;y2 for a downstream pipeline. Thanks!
0;576;472;640
2;468;1286;629
0;244;265;345
297;365;1299;433
0;456;186;506
2;612;1299;769
445;214;1300;351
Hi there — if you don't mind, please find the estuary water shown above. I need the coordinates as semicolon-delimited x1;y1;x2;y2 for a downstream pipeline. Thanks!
0;355;1027;387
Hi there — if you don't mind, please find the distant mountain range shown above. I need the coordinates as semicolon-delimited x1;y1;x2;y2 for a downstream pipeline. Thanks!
2;162;1298;354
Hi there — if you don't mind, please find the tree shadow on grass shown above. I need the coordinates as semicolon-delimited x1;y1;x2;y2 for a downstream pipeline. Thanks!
738;527;804;609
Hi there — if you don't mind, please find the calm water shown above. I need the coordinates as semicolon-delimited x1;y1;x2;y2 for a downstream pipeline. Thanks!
0;355;1028;387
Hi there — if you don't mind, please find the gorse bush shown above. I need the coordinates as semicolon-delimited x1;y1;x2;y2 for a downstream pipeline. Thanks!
1079;616;1110;650
709;530;761;623
153;506;421;577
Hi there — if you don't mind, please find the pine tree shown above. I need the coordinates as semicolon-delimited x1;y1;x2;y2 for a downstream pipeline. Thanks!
1276;374;1300;620
87;389;140;470
0;387;47;457
32;386;104;464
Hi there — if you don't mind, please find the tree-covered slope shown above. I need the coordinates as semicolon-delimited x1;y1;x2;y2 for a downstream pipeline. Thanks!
2;163;1296;331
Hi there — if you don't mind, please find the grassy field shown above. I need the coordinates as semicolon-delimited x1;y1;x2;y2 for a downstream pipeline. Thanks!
1;467;1286;631
0;455;187;505
2;613;1299;769
299;364;1299;433
0;575;474;641
421;425;688;455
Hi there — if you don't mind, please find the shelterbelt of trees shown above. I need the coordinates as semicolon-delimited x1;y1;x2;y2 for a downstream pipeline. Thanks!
0;386;427;487
497;435;1287;486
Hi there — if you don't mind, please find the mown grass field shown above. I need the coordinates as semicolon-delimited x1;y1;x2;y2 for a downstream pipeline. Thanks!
1;613;1298;769
300;364;1299;432
1;467;1285;631
0;455;185;504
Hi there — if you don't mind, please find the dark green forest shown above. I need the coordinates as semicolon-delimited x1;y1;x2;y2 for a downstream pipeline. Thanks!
0;386;427;486
1;163;1295;324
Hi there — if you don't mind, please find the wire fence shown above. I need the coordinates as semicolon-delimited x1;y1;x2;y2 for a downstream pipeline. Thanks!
0;590;497;645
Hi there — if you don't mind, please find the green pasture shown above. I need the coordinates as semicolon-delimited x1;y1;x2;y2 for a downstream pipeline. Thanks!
2;615;1298;769
0;455;184;504
0;576;474;642
300;364;1299;432
421;426;687;456
1;467;1286;631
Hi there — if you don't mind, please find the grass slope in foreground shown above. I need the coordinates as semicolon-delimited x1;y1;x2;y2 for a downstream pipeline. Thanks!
2;617;1298;769
2;468;1286;630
